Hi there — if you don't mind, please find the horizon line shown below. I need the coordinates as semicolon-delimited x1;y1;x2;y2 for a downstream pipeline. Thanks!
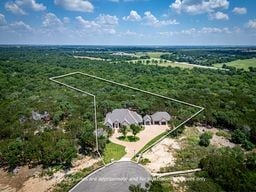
0;44;256;47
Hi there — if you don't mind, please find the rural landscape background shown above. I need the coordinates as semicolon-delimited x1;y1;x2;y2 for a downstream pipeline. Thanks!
0;0;256;192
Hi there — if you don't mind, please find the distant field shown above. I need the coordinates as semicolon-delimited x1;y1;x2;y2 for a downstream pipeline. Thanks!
214;58;256;71
129;58;225;70
135;52;166;58
147;52;166;58
130;58;194;69
74;55;105;61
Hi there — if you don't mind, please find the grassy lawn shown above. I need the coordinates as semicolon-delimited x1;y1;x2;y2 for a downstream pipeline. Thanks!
103;141;126;163
213;58;256;71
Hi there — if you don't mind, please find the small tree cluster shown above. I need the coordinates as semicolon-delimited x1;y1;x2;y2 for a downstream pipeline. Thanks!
231;129;255;150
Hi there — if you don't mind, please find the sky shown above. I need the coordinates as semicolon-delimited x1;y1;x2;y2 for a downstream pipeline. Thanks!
0;0;256;45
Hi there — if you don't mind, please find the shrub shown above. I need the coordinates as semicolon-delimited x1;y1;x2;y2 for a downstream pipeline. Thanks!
231;129;247;144
242;139;255;151
199;132;212;147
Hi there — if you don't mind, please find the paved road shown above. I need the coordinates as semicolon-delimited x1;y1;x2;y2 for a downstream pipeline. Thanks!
70;161;151;192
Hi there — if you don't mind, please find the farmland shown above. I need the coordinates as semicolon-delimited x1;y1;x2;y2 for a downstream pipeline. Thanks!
214;58;256;71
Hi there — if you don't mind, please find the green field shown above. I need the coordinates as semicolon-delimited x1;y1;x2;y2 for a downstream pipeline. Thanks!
135;51;166;58
214;58;256;71
103;142;126;163
146;51;166;58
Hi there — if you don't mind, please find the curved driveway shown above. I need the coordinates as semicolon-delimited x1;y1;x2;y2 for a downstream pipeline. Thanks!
70;161;151;192
109;125;169;158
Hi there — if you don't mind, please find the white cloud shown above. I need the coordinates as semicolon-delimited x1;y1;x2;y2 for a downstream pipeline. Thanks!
123;10;141;21
54;0;93;12
63;17;70;24
246;19;256;29
159;31;175;36
159;27;231;37
43;13;63;28
96;14;119;26
76;16;100;29
200;27;222;33
232;7;247;15
143;11;158;25
143;11;179;27
121;30;137;36
209;11;229;20
102;28;116;34
108;0;119;2
181;28;196;35
170;0;229;14
0;13;7;26
16;0;46;11
5;0;46;15
5;2;26;15
9;21;32;31
76;14;118;34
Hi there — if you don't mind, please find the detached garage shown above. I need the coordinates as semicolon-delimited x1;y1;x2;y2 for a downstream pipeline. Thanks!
143;112;171;126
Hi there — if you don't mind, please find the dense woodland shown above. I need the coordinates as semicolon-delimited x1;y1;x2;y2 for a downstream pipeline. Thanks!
0;46;256;191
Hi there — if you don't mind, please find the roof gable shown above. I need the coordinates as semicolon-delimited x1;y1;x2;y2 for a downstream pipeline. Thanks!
104;108;142;125
151;112;171;121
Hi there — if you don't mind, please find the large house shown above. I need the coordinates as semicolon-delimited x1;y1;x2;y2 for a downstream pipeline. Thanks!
104;109;171;129
104;109;143;129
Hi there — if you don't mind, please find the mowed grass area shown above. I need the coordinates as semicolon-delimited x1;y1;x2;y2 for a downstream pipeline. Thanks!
103;141;126;163
147;51;166;58
214;58;256;71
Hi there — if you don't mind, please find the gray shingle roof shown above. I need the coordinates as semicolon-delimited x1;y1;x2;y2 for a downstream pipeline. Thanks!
151;112;171;122
143;115;151;121
104;109;142;126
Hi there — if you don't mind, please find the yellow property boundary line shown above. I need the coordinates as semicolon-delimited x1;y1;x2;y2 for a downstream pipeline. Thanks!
49;71;204;164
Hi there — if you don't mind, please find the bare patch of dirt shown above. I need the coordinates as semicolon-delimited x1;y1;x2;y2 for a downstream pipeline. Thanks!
0;156;100;192
196;126;236;148
171;176;188;192
0;166;41;192
143;138;180;172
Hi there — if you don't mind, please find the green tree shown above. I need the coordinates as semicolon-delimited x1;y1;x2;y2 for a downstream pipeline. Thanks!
130;124;141;138
4;140;24;170
242;139;255;151
246;152;256;170
231;129;247;144
129;184;147;192
187;179;222;192
120;125;128;138
199;148;252;192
